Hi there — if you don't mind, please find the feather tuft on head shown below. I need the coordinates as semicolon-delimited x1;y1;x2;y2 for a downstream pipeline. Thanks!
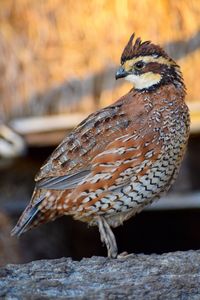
121;33;168;64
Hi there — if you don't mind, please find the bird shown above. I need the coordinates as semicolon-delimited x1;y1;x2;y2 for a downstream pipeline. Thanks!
11;34;190;258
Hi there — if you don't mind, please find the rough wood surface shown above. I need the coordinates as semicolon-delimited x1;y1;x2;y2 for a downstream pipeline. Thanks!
1;251;200;299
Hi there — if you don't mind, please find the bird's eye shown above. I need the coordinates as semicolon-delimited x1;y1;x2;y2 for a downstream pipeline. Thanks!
134;61;145;70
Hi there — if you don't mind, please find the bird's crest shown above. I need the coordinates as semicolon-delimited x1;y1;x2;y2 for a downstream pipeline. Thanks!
121;33;168;64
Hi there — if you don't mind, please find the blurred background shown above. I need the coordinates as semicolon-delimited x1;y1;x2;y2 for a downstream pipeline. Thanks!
0;0;200;266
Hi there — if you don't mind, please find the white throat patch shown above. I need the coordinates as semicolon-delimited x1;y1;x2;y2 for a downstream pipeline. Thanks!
126;72;162;89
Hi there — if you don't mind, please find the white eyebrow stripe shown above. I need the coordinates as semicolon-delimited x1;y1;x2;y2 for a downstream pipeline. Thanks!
124;55;174;68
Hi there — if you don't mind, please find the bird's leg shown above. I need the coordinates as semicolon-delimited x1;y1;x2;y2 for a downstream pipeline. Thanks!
96;216;118;258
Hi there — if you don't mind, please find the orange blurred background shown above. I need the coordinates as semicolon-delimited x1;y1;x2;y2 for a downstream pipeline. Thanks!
0;0;200;121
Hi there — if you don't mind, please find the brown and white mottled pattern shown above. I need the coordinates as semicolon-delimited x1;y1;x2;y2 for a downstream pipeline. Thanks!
12;34;190;258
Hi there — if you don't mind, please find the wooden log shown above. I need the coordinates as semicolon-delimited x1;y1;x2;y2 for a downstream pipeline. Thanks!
9;114;88;134
8;102;200;147
1;251;200;299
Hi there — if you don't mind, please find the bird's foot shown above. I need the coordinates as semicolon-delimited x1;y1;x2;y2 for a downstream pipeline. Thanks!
117;251;134;259
97;216;118;259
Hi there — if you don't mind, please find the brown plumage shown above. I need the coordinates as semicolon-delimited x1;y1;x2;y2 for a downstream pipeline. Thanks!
12;34;190;258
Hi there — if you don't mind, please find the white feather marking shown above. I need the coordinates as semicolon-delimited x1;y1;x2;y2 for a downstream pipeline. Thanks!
126;72;161;89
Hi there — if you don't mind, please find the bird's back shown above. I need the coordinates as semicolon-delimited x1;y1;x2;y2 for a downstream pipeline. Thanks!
12;83;189;235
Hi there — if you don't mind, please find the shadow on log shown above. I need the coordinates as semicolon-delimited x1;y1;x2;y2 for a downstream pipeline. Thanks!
0;250;200;299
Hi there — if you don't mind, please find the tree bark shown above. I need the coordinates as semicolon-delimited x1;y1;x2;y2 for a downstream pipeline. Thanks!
0;250;200;299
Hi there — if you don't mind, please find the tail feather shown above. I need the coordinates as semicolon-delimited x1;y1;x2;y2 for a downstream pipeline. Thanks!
11;188;71;237
11;196;45;237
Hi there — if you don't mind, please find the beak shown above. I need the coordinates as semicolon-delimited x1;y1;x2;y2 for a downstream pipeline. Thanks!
115;66;128;80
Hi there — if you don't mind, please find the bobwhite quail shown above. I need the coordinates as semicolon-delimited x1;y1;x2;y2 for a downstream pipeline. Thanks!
12;34;190;258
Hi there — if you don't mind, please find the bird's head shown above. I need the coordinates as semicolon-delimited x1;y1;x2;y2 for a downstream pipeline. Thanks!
116;33;184;91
